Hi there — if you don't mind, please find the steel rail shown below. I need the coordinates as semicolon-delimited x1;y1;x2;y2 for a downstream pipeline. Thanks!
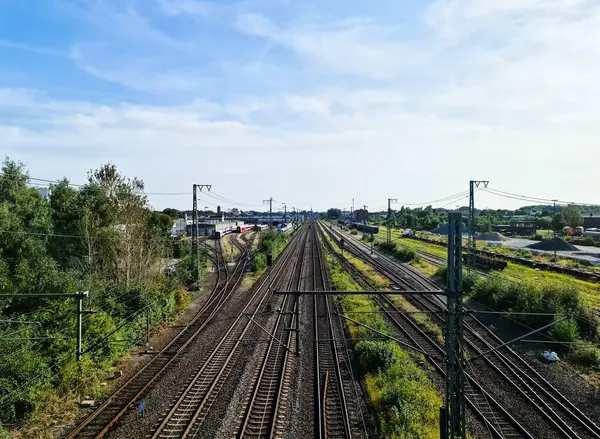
326;223;600;439
65;240;245;439
318;222;532;439
150;226;308;439
237;226;309;438
313;223;352;439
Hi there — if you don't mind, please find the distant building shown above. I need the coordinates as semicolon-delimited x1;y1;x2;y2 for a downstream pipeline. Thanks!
583;215;600;230
217;205;221;214
354;209;368;224
492;221;537;236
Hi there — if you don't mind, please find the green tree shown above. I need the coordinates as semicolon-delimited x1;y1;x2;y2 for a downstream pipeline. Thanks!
48;179;84;268
563;204;583;228
479;217;492;233
326;208;342;219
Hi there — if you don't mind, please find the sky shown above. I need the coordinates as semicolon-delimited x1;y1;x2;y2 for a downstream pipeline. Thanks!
1;0;599;212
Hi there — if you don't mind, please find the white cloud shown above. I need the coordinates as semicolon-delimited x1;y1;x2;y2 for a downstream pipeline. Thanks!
4;0;600;208
235;13;431;79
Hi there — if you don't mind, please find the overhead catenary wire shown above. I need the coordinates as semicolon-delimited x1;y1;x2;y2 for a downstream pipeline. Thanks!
483;187;600;207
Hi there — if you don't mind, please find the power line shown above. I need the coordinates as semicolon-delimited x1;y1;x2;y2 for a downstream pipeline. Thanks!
397;190;470;207
484;187;600;207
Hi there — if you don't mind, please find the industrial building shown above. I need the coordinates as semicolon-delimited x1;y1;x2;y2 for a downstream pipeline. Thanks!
583;215;600;230
492;221;537;237
185;220;243;238
353;209;369;224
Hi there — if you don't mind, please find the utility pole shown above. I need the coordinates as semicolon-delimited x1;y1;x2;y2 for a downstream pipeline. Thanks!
284;204;287;224
263;197;273;229
552;200;558;260
442;213;465;439
0;292;89;361
352;198;355;221
387;198;398;243
467;180;489;274
192;184;212;290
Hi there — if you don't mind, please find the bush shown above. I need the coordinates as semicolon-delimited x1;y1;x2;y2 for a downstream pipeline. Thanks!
471;273;600;355
378;241;397;253
515;249;533;259
570;343;600;367
434;266;479;293
350;230;358;235
548;318;580;345
393;246;418;263
355;341;395;374
362;234;375;243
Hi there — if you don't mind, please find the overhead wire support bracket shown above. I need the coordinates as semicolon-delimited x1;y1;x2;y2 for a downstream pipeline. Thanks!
467;180;489;274
192;184;212;290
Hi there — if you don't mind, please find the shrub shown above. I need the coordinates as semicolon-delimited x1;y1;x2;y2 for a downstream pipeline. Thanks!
548;318;580;345
378;241;397;253
362;234;375;243
434;266;479;293
350;230;358;235
355;341;395;374
570;343;600;367
393;246;418;263
515;249;533;259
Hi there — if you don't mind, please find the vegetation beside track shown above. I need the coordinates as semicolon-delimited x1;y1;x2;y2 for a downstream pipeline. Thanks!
468;273;600;368
323;242;442;438
0;159;202;437
324;231;390;289
384;232;600;309
252;230;290;273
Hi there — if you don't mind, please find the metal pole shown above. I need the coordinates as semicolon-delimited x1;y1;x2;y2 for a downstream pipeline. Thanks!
445;213;465;438
192;184;198;286
284;204;287;224
146;308;150;349
467;180;474;274
467;181;489;273
76;292;83;362
387;198;397;243
553;200;558;260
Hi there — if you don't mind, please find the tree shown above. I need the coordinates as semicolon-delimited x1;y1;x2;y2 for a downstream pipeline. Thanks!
327;208;342;219
479;217;492;233
162;208;181;219
563;205;583;228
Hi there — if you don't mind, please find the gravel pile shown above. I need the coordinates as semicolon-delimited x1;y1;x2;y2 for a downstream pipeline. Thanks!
527;237;579;251
477;231;508;241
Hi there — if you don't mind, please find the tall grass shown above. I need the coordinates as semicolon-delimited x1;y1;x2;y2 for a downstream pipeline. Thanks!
325;251;442;437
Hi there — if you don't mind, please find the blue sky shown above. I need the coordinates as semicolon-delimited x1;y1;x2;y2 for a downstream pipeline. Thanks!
1;0;600;211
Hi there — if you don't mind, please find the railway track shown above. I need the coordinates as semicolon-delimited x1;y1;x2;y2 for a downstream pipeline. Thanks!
324;223;600;439
317;222;530;438
236;226;309;438
312;224;352;439
65;239;247;439
149;225;309;439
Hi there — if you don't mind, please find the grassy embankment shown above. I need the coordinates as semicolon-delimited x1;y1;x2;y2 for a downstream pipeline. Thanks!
415;230;600;273
370;228;600;379
320;231;442;438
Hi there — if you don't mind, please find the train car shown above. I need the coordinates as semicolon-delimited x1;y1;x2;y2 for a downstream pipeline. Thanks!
214;227;233;239
254;224;269;232
236;225;249;233
278;224;293;234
